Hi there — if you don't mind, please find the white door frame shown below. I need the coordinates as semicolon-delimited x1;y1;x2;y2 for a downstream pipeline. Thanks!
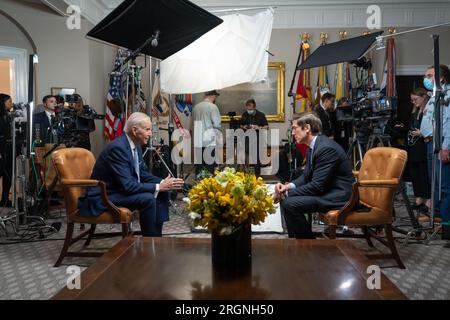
0;45;28;103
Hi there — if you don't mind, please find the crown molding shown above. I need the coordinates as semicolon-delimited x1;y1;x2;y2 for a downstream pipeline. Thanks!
63;0;450;29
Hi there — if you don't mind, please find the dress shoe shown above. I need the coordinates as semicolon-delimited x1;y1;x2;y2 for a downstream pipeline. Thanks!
442;224;450;240
0;200;12;207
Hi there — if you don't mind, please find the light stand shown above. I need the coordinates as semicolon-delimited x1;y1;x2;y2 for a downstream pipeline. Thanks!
285;41;306;180
4;54;60;240
287;41;305;112
424;34;447;244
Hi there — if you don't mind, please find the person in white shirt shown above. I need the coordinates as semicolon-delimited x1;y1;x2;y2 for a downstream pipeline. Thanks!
192;90;222;175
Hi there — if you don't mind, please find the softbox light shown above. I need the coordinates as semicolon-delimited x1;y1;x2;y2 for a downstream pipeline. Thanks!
86;0;223;60
297;31;383;70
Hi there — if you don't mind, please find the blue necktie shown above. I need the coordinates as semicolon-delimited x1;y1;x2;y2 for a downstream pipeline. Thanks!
133;148;140;183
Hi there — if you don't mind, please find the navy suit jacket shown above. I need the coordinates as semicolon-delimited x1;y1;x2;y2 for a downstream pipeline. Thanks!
289;135;354;211
33;111;52;143
78;134;168;221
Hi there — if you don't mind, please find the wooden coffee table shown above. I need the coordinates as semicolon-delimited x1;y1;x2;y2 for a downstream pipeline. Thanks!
53;237;407;300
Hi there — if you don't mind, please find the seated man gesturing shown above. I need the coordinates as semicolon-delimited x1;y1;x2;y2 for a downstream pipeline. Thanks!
274;112;354;239
78;112;184;236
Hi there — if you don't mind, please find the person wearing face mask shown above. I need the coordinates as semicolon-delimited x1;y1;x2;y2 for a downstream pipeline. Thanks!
240;99;268;176
0;93;14;207
419;64;450;239
313;92;337;138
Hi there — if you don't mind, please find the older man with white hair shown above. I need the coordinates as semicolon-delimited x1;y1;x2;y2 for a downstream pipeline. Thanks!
78;112;184;236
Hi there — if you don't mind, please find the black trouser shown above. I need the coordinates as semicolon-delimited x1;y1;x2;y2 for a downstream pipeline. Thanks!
280;195;318;239
409;160;431;199
244;135;261;177
0;144;12;205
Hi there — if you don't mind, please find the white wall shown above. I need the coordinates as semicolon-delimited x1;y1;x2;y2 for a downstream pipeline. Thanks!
0;0;115;156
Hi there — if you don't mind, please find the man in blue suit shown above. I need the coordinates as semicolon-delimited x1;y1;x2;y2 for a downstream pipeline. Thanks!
33;95;57;143
78;112;184;236
274;112;354;239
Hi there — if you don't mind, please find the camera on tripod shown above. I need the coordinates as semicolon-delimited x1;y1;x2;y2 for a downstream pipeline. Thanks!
64;94;80;104
336;88;393;122
336;87;394;146
52;96;105;147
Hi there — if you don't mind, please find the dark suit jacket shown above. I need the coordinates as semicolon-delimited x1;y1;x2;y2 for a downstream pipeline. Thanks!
289;135;354;211
314;105;336;138
33;111;52;143
78;134;168;221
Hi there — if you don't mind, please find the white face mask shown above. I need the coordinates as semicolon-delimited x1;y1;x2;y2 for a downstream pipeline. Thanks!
247;109;256;115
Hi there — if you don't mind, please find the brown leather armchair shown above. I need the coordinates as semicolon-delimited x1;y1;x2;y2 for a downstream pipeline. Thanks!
52;148;134;267
321;147;407;269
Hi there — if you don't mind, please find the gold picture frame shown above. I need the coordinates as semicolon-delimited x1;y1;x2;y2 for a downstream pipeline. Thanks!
194;62;285;122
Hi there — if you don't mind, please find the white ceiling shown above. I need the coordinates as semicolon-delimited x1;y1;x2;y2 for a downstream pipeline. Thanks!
62;0;450;28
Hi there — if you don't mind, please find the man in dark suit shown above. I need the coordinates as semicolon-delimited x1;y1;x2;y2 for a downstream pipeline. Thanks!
33;95;57;143
274;112;354;239
78;112;184;236
313;92;337;138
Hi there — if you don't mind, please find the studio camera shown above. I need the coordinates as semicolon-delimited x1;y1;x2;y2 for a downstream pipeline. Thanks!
65;94;80;104
79;105;105;121
336;88;394;145
336;88;393;122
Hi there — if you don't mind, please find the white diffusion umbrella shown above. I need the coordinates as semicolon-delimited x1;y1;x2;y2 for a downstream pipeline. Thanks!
160;8;274;94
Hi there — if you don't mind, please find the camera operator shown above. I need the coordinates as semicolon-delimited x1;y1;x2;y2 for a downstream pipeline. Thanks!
0;93;13;207
420;64;450;239
56;94;96;150
33;95;57;144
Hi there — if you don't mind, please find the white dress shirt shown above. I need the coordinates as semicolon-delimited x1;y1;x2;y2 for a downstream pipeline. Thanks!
125;133;160;197
288;135;318;191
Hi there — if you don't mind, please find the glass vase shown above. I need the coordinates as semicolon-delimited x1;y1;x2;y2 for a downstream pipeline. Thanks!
211;222;252;269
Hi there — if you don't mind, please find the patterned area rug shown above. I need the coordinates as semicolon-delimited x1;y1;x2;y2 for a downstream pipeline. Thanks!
1;200;449;300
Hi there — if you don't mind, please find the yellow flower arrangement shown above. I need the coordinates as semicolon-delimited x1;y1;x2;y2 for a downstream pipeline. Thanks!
187;167;275;235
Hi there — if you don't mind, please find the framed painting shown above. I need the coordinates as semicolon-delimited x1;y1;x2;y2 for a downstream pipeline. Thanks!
51;87;76;96
193;62;285;122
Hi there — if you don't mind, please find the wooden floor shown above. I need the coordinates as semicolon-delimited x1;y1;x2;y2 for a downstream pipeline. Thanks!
53;237;407;300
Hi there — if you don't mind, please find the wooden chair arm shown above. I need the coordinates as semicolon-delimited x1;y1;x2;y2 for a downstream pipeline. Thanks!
334;179;399;225
60;179;100;187
60;179;122;223
336;182;359;225
358;178;399;188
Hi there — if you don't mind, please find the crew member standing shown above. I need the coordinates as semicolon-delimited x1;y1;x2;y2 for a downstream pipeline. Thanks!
240;98;268;177
192;90;222;175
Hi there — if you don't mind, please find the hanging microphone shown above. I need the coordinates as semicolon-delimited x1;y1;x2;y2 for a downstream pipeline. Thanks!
151;30;160;47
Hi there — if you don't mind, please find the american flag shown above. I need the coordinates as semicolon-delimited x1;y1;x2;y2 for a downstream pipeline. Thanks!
104;49;128;141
